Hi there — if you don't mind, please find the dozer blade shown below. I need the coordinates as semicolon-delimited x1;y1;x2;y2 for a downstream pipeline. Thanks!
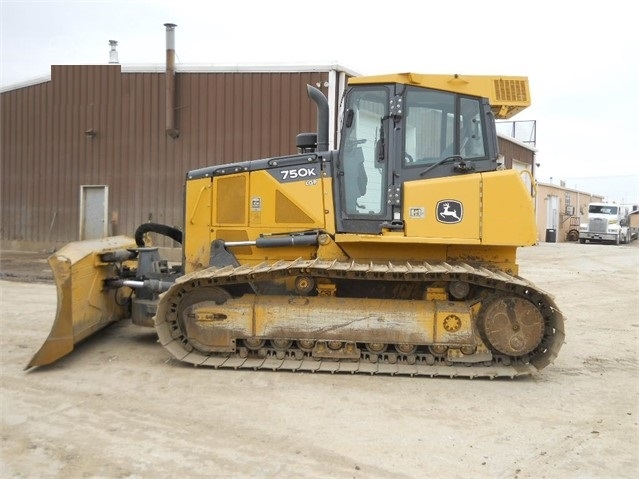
26;236;137;369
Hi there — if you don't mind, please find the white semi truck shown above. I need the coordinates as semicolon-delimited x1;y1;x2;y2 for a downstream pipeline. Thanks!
579;203;636;244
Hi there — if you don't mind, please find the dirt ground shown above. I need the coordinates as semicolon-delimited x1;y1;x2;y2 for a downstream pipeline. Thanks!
1;242;637;479
0;251;53;284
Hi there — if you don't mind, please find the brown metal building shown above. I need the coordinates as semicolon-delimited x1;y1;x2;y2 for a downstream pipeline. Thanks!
1;64;355;250
1;64;534;251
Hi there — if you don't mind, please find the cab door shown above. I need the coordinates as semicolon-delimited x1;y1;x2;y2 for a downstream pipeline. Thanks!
335;86;394;234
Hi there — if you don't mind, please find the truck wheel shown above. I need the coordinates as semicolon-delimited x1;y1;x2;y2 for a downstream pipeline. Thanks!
579;239;586;244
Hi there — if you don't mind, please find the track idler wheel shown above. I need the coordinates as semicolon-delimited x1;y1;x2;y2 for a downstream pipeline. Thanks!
478;296;545;357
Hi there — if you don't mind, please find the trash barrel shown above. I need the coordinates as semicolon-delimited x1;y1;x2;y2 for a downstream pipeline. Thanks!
545;228;557;243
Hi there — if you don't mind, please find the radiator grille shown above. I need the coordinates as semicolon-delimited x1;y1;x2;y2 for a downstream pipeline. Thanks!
589;218;607;233
216;176;247;224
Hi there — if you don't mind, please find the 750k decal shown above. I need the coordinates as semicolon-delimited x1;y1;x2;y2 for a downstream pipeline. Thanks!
270;166;319;183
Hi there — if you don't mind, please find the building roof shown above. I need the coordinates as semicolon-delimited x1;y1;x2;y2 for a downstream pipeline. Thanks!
0;62;361;93
496;132;537;152
537;181;604;199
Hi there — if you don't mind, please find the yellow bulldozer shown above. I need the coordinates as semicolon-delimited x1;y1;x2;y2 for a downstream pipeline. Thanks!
28;72;565;378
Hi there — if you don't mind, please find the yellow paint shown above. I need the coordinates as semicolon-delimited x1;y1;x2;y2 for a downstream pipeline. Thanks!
252;295;441;344
434;302;473;344
404;170;535;247
426;288;448;301
183;166;335;268
404;174;481;242
322;177;336;235
481;170;537;246
27;236;137;368
156;291;479;353
316;235;349;261
248;170;325;228
213;174;248;226
184;177;213;273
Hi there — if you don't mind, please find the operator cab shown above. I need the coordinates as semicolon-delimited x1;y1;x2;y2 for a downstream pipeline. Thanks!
335;82;499;234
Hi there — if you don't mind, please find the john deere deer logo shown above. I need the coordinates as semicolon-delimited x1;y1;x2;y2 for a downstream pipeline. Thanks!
436;200;463;224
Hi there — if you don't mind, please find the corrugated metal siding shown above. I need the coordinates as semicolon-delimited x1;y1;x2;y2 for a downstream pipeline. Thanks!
180;72;324;164
2;79;56;243
498;137;534;169
1;66;328;246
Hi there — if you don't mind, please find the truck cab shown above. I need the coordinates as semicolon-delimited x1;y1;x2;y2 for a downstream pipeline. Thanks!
579;203;630;244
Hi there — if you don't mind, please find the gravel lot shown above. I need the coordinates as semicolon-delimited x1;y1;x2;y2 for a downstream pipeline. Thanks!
1;242;638;478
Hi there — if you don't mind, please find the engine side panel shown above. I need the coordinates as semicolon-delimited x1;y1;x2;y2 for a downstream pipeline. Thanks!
481;170;537;245
183;167;332;273
403;174;481;242
403;170;536;246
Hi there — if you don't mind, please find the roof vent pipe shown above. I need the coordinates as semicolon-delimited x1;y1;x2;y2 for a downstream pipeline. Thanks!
164;23;179;139
108;40;119;64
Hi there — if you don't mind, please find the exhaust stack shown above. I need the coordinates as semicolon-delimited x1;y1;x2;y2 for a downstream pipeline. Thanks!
306;85;329;152
108;40;119;64
164;23;179;139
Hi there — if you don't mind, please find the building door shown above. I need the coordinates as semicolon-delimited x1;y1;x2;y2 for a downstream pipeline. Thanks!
80;185;108;240
512;159;533;195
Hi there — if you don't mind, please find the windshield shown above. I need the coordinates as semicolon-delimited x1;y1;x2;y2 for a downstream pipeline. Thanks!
404;87;486;166
589;205;618;215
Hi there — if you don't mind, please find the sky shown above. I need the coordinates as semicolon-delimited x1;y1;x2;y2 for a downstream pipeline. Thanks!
1;0;638;204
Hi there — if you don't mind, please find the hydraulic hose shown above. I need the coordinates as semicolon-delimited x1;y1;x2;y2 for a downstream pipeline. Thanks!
134;222;183;247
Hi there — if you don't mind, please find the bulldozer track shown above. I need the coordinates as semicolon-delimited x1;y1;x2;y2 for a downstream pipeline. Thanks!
155;259;565;379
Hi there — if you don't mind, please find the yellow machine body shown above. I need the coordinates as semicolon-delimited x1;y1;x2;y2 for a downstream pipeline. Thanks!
184;168;536;275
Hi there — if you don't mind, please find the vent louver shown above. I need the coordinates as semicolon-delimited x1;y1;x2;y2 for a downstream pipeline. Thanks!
493;79;529;103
